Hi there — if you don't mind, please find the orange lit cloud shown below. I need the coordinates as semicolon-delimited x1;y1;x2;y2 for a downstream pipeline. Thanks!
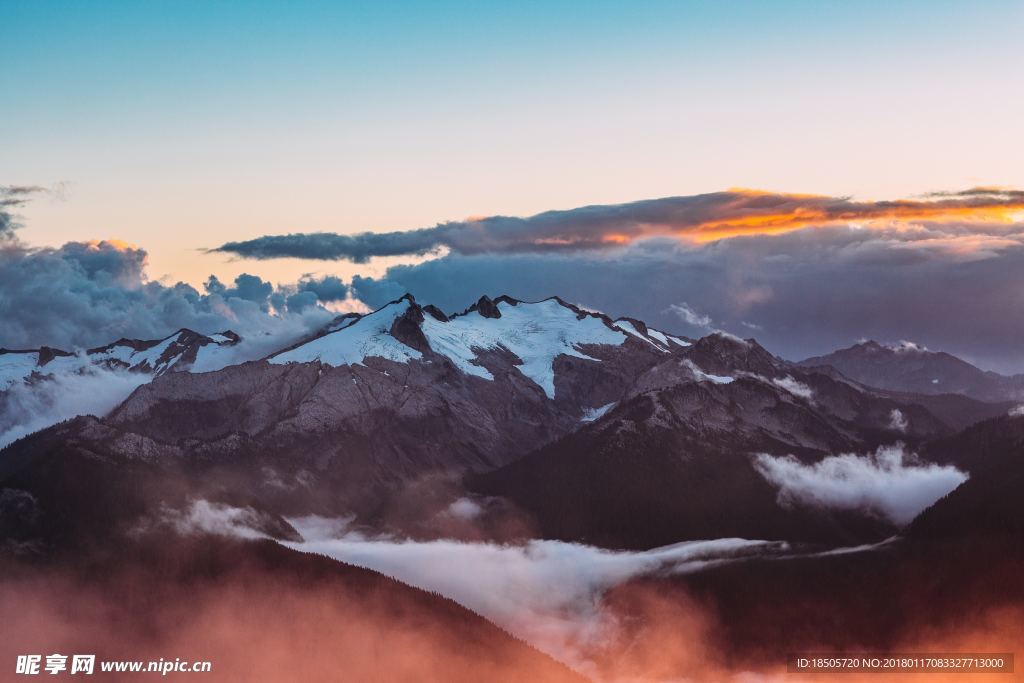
214;187;1024;261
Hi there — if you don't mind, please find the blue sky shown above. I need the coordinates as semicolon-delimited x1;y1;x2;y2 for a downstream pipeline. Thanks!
2;0;1022;284
3;2;1024;370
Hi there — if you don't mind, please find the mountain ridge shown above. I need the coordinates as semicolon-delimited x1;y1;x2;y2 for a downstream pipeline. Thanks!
800;340;1024;403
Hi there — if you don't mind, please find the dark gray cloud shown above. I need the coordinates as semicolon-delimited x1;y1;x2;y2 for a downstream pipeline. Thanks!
205;273;275;308
0;240;336;353
0;185;47;241
213;188;1024;262
348;221;1024;374
296;274;348;302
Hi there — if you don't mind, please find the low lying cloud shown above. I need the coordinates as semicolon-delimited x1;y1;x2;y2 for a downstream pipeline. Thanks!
160;500;270;540
889;408;909;432
0;364;150;447
753;444;968;525
771;375;814;400
213;188;1024;262
283;518;787;673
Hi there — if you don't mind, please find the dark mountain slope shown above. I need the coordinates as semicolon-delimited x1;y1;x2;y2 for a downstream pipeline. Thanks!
0;536;587;683
470;377;897;549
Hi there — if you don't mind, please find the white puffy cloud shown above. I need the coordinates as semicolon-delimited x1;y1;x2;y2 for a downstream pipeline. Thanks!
753;444;967;525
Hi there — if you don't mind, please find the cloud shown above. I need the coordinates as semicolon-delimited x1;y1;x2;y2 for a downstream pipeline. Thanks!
160;500;270;540
682;359;735;384
340;214;1024;373
0;185;47;242
282;516;787;672
753;444;967;525
771;375;814;400
0;363;150;447
213;188;1024;262
668;302;713;328
296;274;348;302
446;498;485;521
889;408;909;432
0;240;336;353
0;236;364;443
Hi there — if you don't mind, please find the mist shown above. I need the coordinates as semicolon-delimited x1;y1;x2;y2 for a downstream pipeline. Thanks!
0;364;149;447
753;444;968;525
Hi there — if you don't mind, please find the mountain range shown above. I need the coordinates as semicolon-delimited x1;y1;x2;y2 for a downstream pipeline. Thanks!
2;293;1022;679
0;328;242;390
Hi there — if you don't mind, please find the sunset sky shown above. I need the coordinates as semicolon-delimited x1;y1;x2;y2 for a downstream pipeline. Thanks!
3;1;1024;370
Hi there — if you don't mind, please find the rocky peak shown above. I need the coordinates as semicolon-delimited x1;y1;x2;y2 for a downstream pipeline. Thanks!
37;346;73;367
389;298;432;354
687;332;780;375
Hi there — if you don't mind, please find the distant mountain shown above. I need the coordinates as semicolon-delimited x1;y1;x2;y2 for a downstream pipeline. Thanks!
0;328;242;391
3;294;1022;681
468;334;964;549
2;293;1010;558
2;294;688;537
799;340;1024;403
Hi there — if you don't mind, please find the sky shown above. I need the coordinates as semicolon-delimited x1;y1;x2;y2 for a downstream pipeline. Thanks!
2;1;1024;370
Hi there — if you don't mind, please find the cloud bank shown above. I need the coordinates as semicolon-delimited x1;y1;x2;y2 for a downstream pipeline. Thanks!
281;517;787;672
7;185;1024;374
341;212;1024;372
213;188;1024;261
753;444;968;525
0;239;340;353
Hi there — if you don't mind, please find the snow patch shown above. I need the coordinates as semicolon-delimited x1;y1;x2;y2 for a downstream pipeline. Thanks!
0;352;44;391
269;300;422;368
646;328;670;346
580;402;616;423
613;320;667;351
682;359;734;385
421;299;626;399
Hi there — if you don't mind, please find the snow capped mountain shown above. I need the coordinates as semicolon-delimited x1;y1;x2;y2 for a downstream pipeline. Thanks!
0;348;78;391
90;328;242;375
0;328;241;391
269;295;689;399
421;298;625;399
269;299;424;368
